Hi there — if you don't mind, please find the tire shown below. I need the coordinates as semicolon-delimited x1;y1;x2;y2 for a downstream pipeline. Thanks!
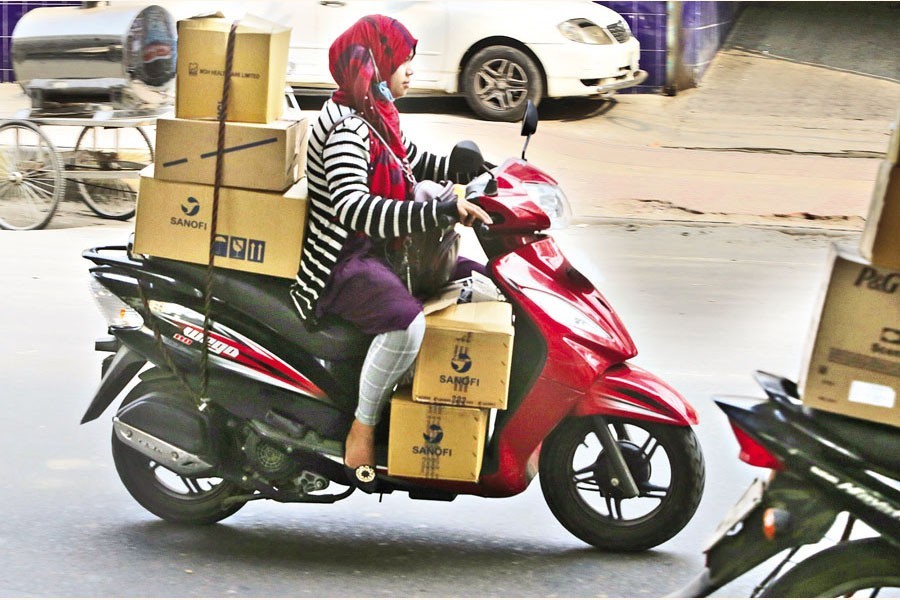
73;126;153;220
111;378;246;525
462;45;543;122
760;538;900;597
0;120;65;230
539;416;705;551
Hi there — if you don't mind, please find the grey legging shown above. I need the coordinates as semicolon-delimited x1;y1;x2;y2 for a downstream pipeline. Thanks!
355;312;426;426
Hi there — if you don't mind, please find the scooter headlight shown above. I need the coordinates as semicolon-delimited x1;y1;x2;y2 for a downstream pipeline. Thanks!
89;279;143;329
521;288;612;342
524;182;572;229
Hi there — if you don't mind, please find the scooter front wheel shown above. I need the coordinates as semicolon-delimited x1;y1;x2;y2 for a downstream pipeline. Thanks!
539;416;705;551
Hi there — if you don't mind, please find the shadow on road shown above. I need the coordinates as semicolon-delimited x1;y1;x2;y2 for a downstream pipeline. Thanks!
127;517;691;596
293;91;621;124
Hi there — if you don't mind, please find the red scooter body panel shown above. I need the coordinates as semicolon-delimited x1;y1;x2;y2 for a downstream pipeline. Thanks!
416;159;699;498
576;362;699;426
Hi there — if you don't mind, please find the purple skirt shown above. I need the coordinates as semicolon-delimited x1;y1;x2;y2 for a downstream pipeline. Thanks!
315;235;487;335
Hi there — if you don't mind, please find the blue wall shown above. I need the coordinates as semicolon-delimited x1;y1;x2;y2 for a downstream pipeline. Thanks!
681;1;743;84
596;1;669;92
596;1;744;93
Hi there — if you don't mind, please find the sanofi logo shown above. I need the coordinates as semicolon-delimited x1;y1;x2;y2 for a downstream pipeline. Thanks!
423;424;444;444
451;346;472;373
181;196;200;217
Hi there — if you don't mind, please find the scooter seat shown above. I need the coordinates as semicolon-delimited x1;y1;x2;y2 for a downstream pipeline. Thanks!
145;257;373;360
809;408;900;475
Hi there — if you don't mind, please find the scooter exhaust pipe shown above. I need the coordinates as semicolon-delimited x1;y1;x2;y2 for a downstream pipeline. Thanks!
113;417;215;476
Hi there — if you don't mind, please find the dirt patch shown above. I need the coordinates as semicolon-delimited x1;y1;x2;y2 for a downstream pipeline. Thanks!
581;198;865;231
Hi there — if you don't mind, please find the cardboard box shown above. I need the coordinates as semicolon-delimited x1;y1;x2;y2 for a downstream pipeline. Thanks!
887;111;899;165
412;301;514;409
422;271;505;315
860;162;900;269
801;244;900;427
133;166;307;279
154;117;308;192
387;393;488;482
176;15;290;123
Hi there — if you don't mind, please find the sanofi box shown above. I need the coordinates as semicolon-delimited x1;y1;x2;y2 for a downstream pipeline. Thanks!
133;166;307;279
154;117;308;192
412;301;514;410
801;244;900;427
175;15;290;123
387;391;488;482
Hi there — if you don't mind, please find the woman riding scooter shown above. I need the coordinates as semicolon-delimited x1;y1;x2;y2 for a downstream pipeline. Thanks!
289;15;493;491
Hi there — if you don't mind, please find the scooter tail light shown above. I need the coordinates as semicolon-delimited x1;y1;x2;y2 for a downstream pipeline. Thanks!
729;422;784;471
89;279;144;329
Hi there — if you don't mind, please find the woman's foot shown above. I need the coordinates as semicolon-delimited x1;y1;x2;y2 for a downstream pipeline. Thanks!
344;419;377;492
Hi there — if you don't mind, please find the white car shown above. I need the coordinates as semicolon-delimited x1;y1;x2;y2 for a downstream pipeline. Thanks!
168;0;647;121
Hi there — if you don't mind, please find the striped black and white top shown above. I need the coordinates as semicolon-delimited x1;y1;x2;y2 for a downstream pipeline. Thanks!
290;99;454;321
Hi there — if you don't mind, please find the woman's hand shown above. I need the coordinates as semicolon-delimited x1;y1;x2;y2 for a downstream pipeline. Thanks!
417;180;493;229
456;197;493;228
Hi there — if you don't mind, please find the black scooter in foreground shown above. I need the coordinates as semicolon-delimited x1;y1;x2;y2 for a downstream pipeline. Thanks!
673;371;899;597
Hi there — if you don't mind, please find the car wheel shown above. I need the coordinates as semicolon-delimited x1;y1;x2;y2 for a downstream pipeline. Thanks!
462;45;543;122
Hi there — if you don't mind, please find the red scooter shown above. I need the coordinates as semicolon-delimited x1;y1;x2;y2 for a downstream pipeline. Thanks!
82;101;704;551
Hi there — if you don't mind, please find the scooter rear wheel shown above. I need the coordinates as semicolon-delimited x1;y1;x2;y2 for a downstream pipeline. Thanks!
111;378;246;525
539;416;705;551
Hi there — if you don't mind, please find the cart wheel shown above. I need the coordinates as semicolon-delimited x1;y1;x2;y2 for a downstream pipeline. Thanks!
73;126;153;220
0;120;65;230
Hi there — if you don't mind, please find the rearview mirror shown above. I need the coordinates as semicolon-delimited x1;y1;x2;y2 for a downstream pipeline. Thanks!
520;100;538;137
448;140;484;175
520;100;538;160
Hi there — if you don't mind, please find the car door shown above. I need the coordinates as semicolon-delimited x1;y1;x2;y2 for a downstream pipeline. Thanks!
285;0;446;90
380;1;447;89
302;0;388;86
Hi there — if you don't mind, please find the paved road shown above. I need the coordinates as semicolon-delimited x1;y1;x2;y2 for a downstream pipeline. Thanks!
0;220;857;597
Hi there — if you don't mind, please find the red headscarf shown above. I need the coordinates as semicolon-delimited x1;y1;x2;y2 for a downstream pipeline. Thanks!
329;15;418;201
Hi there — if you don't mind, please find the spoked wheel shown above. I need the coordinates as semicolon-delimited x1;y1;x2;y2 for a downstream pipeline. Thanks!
462;45;543;122
539;416;705;551
72;125;153;220
760;538;900;597
111;378;245;524
0;120;65;230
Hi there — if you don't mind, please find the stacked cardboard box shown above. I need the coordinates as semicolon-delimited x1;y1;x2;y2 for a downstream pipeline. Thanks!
388;300;515;482
133;14;310;279
801;115;900;427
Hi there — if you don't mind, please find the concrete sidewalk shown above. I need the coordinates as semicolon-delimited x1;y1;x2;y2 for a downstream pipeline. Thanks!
527;1;900;230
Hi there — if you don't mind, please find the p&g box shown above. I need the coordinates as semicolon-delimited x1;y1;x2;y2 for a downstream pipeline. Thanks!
860;161;900;270
800;244;900;427
387;392;488;482
154;117;309;192
412;301;514;410
133;166;307;279
860;112;900;269
175;15;290;123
